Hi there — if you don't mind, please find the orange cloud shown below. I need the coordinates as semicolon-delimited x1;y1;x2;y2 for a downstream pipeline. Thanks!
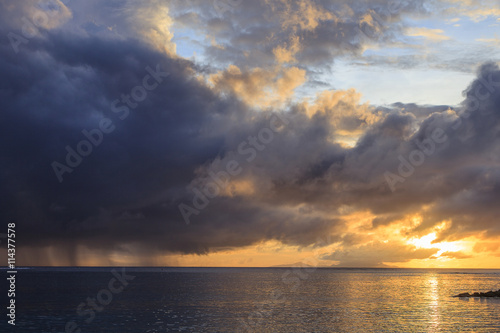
437;251;473;259
443;0;500;21
125;0;176;55
273;35;301;64
406;27;451;42
208;65;306;108
279;0;336;31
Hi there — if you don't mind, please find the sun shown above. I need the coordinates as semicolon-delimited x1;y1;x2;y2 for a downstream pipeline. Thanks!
408;232;465;256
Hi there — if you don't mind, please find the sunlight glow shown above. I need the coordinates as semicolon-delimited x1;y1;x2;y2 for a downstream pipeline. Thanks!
408;232;465;257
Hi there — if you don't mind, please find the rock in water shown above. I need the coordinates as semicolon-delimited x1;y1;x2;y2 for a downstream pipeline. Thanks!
453;289;500;297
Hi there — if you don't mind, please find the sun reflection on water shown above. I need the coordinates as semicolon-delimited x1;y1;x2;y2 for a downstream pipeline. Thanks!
427;274;441;332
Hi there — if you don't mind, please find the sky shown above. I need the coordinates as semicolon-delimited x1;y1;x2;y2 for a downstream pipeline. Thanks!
1;0;500;268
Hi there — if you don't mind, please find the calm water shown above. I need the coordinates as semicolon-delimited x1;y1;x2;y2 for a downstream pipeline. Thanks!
1;267;500;332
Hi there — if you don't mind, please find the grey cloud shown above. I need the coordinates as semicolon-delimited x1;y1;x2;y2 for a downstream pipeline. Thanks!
170;0;428;69
322;241;438;267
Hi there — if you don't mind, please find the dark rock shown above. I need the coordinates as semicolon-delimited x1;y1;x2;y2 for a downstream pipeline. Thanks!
453;289;500;298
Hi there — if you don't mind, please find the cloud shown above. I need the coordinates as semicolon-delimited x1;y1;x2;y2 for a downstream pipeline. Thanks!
169;0;429;70
46;0;176;54
298;89;381;144
322;241;439;267
273;35;302;64
437;251;473;259
476;37;500;46
278;0;336;31
1;0;72;31
121;0;177;55
443;0;500;22
405;27;451;42
208;65;306;107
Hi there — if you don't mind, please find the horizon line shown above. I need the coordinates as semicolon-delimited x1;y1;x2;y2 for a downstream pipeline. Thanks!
2;266;500;269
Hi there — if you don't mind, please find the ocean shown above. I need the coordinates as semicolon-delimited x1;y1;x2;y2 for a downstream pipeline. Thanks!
2;267;500;332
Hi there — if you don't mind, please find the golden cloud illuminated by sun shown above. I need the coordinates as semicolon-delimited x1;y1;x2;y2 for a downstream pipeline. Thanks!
407;232;465;256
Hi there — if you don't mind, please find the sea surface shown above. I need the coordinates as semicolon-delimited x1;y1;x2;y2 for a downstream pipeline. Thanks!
1;267;500;332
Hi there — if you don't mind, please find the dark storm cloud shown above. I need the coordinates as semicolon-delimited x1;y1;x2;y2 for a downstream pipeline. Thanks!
0;2;347;262
0;32;229;245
